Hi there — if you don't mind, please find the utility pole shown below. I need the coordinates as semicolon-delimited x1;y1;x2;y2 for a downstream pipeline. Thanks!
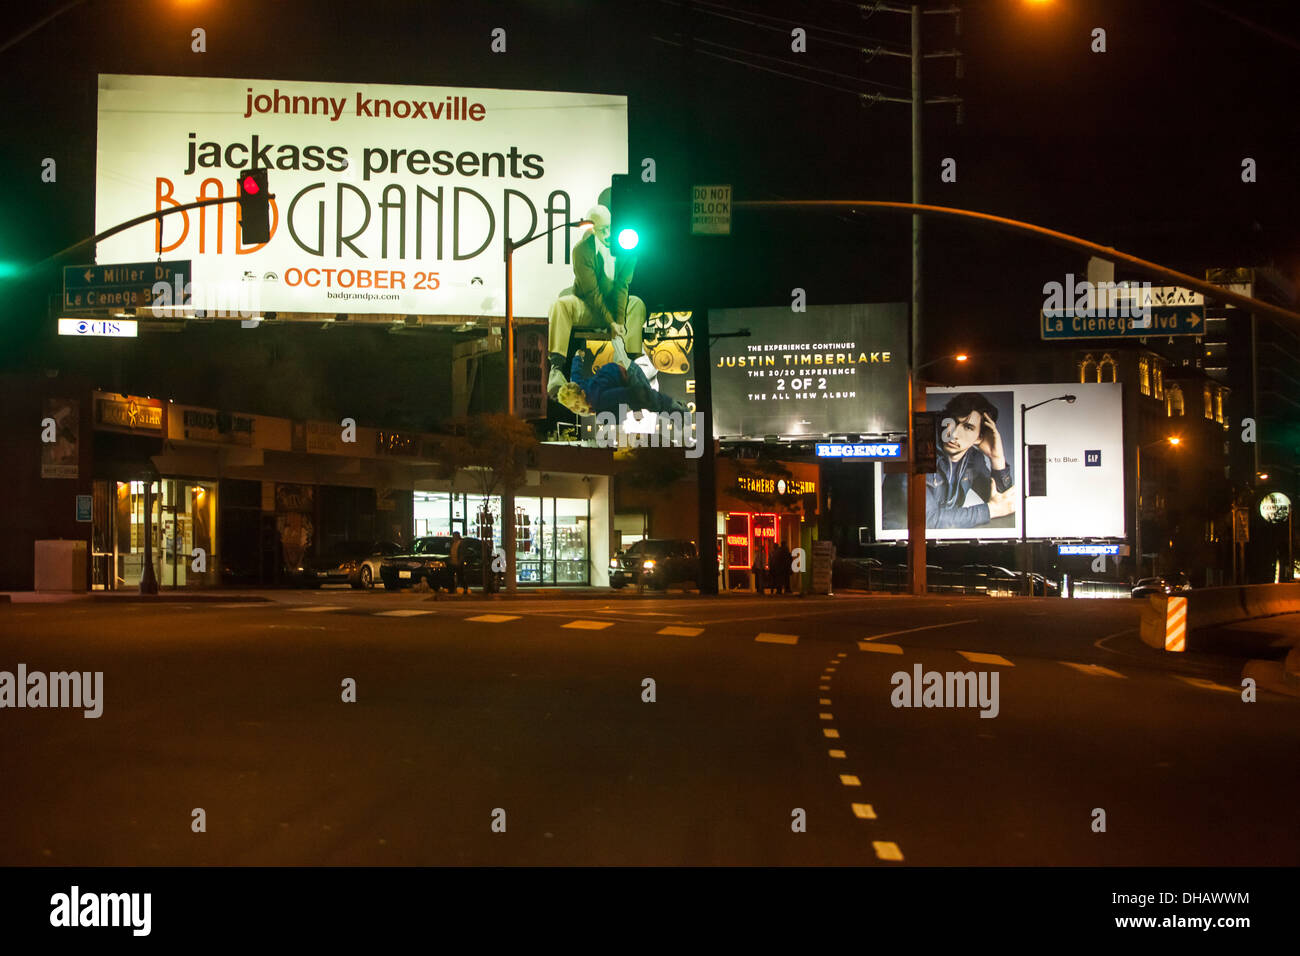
858;3;961;595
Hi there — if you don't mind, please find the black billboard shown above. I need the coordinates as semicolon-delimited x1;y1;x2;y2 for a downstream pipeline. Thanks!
708;303;909;438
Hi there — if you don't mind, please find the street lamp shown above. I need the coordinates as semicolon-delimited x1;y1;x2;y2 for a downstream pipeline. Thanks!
906;351;972;595
1134;435;1181;581
504;218;591;417
1020;394;1075;596
499;218;590;594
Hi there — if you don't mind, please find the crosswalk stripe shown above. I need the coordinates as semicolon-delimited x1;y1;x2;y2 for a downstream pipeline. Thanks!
373;609;434;617
958;651;1014;667
468;614;520;623
657;626;703;637
1174;675;1237;694
1059;662;1127;679
858;642;903;654
755;632;799;645
563;620;614;630
872;841;904;861
290;606;347;613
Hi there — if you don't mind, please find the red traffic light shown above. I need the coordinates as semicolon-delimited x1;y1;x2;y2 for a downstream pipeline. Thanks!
241;175;260;195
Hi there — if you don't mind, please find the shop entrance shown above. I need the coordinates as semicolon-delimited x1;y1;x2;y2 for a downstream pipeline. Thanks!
92;479;217;589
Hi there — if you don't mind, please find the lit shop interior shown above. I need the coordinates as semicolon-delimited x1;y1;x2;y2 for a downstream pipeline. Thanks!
91;478;218;589
412;491;592;585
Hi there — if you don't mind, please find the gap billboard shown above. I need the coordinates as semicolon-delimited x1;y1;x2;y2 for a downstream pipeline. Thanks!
94;75;627;317
874;382;1125;541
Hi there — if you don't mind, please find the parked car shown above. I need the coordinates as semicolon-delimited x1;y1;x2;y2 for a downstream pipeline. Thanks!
1131;573;1193;598
957;564;1059;596
380;536;485;591
609;539;698;589
290;540;402;589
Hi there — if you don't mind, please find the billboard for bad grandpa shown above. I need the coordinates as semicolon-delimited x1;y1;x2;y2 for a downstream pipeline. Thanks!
707;303;908;438
94;74;627;317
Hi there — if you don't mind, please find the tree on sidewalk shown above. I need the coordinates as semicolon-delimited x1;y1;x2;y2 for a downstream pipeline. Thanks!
440;413;539;591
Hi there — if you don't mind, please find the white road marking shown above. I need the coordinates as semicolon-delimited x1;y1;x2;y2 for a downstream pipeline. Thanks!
755;632;799;645
1059;662;1127;679
858;642;903;654
839;774;861;787
862;619;979;641
828;749;847;759
563;620;615;630
290;606;347;613
657;626;703;637
374;609;434;617
1174;675;1238;694
468;614;521;623
852;803;878;820
958;651;1014;667
822;728;840;738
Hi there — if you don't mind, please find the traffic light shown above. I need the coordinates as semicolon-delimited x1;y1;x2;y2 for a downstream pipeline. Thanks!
237;168;270;244
609;173;642;254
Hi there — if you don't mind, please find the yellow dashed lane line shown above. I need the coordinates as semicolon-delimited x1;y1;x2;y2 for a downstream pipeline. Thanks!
872;841;904;861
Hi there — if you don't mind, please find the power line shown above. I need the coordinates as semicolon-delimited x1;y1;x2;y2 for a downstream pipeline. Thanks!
652;34;872;97
655;0;902;54
685;34;912;93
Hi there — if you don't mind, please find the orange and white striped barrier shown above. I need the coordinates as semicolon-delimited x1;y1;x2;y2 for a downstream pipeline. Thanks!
1139;595;1187;653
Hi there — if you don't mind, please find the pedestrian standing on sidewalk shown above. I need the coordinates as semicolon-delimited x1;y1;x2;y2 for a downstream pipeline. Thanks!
449;531;469;595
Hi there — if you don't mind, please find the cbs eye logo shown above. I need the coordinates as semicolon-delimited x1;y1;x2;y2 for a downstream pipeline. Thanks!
76;321;89;334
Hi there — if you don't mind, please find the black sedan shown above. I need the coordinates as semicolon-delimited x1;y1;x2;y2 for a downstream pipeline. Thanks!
380;536;484;591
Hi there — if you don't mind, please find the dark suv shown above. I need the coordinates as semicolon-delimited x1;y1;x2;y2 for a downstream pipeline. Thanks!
380;536;485;591
609;539;698;590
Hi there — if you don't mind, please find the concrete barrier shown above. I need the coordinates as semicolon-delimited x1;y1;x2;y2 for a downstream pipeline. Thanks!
1142;583;1300;653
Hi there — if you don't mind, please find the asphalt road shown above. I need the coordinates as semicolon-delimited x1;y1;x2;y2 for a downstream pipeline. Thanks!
1;589;1296;865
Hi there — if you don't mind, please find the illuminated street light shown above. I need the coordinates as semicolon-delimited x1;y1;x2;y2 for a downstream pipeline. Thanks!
1134;436;1183;579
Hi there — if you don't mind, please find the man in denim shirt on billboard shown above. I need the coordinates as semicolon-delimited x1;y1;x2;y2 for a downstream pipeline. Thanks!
927;392;1016;529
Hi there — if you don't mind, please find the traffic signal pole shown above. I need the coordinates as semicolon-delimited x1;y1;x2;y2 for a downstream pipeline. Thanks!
695;309;718;594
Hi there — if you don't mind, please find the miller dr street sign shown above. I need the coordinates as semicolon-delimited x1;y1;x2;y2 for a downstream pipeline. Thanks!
63;260;191;312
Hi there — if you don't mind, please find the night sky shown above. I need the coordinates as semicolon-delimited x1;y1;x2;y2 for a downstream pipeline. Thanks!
2;0;1297;373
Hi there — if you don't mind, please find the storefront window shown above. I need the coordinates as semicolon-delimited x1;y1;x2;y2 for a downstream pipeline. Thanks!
413;491;588;585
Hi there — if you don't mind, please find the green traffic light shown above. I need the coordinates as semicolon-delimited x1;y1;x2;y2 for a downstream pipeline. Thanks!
617;227;639;251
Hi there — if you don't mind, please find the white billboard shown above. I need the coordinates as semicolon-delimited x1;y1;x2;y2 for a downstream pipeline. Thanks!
874;382;1125;541
95;74;627;318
